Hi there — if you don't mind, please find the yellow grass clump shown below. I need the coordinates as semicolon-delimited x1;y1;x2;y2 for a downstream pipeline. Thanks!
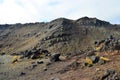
100;56;110;61
86;57;93;65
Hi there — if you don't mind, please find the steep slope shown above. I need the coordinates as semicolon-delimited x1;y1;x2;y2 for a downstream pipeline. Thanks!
0;17;120;54
36;17;120;53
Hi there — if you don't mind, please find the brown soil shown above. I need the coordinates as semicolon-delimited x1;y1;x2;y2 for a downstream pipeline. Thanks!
0;51;120;80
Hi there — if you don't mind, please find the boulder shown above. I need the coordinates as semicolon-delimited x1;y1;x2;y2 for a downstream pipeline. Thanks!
89;56;99;63
59;56;67;61
50;53;61;62
98;59;105;65
85;55;100;67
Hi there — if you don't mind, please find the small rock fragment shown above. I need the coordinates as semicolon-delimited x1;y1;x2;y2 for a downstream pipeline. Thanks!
37;60;44;64
19;72;26;76
50;77;60;80
43;67;47;71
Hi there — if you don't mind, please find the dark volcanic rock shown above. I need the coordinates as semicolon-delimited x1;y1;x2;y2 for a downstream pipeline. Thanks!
102;69;120;80
89;56;99;64
50;53;61;62
19;72;26;76
37;60;44;64
76;16;110;26
94;35;120;52
20;48;50;59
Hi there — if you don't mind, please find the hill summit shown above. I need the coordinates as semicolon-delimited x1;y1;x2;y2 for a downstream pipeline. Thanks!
76;16;110;26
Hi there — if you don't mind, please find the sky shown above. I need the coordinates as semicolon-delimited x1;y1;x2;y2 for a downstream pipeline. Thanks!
0;0;120;24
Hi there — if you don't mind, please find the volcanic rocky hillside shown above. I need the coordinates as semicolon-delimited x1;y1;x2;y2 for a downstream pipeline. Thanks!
0;17;120;80
0;17;120;54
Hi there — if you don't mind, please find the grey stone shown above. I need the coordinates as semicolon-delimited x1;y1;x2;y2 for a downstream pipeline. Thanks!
98;59;105;65
89;56;99;63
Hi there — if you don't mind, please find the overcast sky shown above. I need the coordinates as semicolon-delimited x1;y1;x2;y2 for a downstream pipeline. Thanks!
0;0;120;24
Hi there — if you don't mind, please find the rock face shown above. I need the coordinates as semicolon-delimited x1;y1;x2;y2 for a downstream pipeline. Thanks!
0;17;120;54
94;35;120;52
21;48;50;59
76;17;110;26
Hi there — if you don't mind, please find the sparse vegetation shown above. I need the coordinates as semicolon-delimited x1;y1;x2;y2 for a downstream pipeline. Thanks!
0;17;120;80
